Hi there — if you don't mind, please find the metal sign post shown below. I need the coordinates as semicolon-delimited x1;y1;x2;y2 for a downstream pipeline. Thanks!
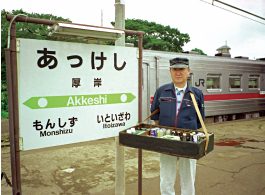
6;14;144;195
5;20;21;195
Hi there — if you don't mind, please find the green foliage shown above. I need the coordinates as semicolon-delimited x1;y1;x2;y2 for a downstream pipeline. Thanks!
1;9;87;118
112;19;190;52
1;83;8;119
191;48;207;55
1;110;9;119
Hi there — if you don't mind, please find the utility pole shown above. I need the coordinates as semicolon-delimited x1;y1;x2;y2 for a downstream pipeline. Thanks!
115;0;126;195
101;10;103;27
115;0;125;47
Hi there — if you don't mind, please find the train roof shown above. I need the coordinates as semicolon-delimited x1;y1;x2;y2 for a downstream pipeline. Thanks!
142;49;265;73
143;49;265;65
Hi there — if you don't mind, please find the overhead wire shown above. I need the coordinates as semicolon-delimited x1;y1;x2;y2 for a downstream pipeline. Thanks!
213;0;265;21
200;0;265;26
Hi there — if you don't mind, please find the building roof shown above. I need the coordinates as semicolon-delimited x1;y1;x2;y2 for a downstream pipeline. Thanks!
216;45;231;51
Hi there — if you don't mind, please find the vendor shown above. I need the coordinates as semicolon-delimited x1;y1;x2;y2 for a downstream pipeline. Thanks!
151;57;205;195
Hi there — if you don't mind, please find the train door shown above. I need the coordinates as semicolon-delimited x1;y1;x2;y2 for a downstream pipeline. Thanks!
260;74;265;93
142;62;150;122
142;56;172;124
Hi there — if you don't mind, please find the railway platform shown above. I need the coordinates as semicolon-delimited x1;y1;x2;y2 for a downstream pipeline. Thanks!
1;116;265;195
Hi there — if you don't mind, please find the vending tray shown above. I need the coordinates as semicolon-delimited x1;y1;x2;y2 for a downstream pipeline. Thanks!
119;123;214;160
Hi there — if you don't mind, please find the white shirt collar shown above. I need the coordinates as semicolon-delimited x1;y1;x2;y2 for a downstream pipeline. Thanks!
175;83;187;92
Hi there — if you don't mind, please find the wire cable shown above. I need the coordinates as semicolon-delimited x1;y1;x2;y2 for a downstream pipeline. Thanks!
7;14;54;49
214;0;265;21
26;22;54;36
200;0;265;26
7;14;28;49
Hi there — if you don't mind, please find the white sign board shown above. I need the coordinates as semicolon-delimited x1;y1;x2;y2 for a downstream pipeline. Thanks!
17;38;138;150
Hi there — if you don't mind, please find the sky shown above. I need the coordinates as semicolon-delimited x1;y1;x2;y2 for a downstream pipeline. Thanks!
1;0;265;59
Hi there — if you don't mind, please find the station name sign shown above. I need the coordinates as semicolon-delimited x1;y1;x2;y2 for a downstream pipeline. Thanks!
17;38;138;150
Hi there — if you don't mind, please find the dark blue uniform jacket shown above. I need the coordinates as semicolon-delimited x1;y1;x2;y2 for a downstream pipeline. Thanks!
151;82;205;130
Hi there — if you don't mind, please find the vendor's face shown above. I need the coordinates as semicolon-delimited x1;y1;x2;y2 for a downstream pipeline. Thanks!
170;67;190;87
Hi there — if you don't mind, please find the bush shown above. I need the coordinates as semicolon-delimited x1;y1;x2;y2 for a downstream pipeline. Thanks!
1;83;8;119
1;110;9;119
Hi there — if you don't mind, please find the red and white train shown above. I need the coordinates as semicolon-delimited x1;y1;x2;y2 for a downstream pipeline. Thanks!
141;50;265;122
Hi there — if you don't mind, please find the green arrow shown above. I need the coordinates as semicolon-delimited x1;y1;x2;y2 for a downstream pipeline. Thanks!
23;93;136;109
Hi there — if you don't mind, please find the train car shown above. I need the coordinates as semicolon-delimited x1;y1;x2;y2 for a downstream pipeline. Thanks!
141;50;265;123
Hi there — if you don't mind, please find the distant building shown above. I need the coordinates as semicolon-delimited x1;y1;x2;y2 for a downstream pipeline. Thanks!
215;41;231;57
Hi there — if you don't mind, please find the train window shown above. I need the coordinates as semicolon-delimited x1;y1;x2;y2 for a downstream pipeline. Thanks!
207;74;221;91
187;73;193;86
249;75;260;89
229;74;242;91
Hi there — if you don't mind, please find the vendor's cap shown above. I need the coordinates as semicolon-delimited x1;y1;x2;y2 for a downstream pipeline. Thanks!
169;57;189;68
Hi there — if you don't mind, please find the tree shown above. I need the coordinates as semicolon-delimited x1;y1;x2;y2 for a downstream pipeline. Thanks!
1;9;79;82
111;19;190;52
191;48;207;56
1;9;81;118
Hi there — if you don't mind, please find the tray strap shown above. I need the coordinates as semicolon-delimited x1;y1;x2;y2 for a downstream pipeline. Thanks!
189;92;209;155
138;108;160;125
139;92;209;155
